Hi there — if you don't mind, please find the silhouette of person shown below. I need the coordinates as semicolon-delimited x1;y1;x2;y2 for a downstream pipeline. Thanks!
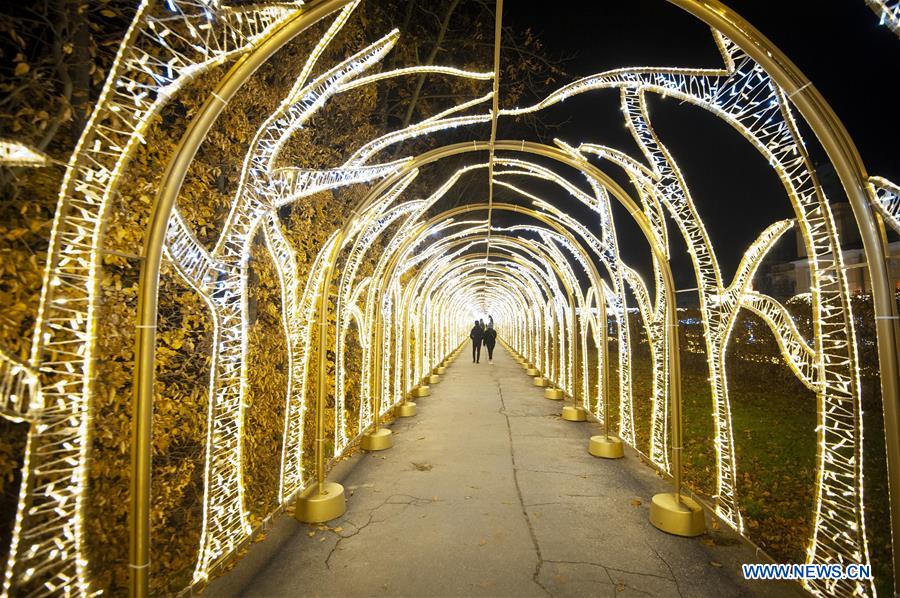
469;320;484;363
483;322;497;363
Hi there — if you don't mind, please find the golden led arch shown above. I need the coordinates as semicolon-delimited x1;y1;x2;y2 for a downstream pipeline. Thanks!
369;201;620;420
0;1;897;597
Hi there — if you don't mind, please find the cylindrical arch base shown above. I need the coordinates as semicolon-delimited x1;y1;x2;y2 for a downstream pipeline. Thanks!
589;435;624;459
561;405;587;421
395;401;416;418
294;482;346;523
526;368;539;377
411;385;430;398
427;374;440;384
361;428;393;451
532;376;548;387
544;388;564;400
435;366;446;375
650;493;706;537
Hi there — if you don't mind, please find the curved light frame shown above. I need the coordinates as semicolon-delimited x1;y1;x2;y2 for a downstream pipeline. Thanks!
0;1;894;596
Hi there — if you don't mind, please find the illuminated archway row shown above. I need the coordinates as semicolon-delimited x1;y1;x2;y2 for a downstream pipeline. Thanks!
333;176;633;441
0;1;897;597
338;203;588;429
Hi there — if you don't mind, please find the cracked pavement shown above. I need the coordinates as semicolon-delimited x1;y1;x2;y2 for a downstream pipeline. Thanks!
208;344;801;597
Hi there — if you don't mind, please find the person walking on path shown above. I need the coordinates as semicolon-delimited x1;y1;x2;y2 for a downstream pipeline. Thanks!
483;322;497;364
470;320;484;363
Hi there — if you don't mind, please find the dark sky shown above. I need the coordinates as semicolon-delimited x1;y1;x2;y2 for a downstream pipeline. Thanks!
496;0;900;290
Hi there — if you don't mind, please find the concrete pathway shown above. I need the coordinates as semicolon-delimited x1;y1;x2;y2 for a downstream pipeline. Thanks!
208;344;800;597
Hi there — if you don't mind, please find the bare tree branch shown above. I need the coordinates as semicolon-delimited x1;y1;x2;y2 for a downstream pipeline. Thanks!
401;0;462;128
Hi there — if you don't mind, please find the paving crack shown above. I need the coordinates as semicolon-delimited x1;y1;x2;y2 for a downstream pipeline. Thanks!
542;558;674;596
646;542;684;598
607;565;676;582
324;493;432;570
516;467;597;478
542;558;674;582
497;380;552;597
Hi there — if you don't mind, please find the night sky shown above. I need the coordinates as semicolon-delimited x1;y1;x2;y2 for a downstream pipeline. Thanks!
492;0;900;291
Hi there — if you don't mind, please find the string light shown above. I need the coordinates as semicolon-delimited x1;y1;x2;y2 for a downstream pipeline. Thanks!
161;8;495;574
2;2;879;595
866;0;900;33
4;1;307;593
0;352;40;422
0;140;50;167
519;33;869;592
868;176;900;234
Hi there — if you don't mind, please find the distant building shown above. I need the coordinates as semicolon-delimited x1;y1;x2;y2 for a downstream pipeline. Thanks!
757;202;900;298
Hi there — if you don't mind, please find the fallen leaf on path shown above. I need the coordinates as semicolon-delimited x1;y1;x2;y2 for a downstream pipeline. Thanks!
629;499;642;508
710;561;722;568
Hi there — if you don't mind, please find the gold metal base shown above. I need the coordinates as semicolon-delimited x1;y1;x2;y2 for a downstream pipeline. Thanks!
411;385;430;398
360;428;393;451
526;367;539;376
427;373;440;384
589;435;624;459
561;405;587;421
435;366;446;375
532;376;548;387
649;493;706;537
294;482;346;523
395;401;416;417
544;388;564;400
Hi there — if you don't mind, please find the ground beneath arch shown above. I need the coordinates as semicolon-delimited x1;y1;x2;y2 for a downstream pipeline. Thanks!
209;344;799;597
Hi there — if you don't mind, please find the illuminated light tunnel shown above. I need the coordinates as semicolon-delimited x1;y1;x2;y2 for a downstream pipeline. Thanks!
0;1;898;596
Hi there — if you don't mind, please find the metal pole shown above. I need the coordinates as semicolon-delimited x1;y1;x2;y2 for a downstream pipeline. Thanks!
601;292;610;439
661;265;682;502
373;288;382;432
481;0;504;293
571;296;578;407
316;233;343;493
315;261;330;493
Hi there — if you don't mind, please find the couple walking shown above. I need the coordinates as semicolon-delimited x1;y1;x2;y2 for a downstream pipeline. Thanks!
470;317;497;364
